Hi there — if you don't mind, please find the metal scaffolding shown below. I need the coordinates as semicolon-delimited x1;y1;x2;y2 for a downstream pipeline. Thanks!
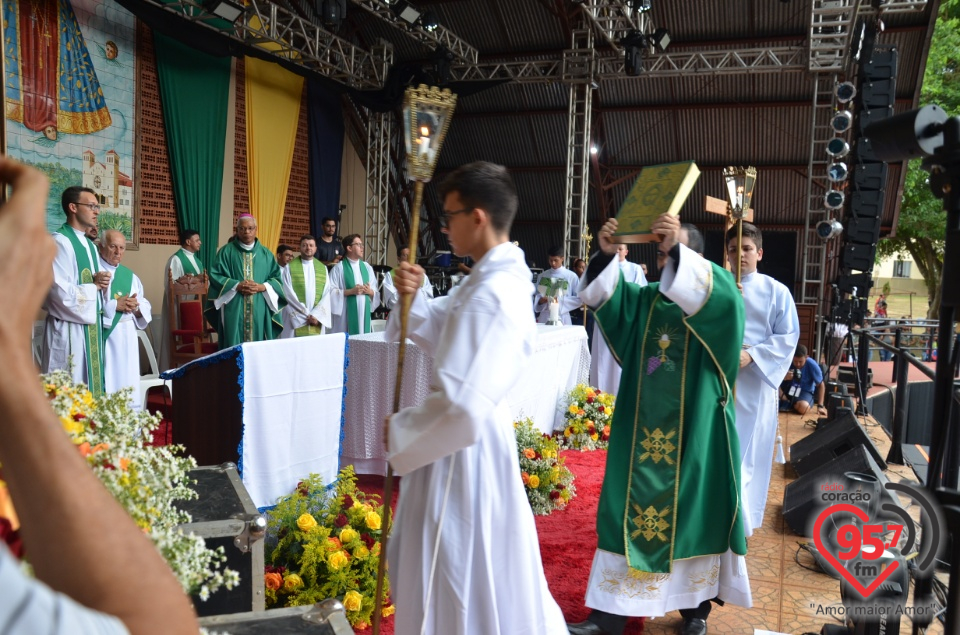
348;0;478;63
577;0;644;51
364;109;393;266
562;29;595;262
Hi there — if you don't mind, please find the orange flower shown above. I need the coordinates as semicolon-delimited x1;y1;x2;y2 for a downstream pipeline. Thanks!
521;472;530;485
264;572;282;590
523;448;536;459
327;537;342;551
119;458;131;471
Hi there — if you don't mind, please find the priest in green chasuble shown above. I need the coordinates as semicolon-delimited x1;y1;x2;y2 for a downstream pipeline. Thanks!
328;234;380;335
568;214;749;635
206;214;286;349
280;234;332;337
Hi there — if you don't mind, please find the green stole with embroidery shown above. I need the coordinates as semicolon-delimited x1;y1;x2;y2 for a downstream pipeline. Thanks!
592;264;746;574
56;225;105;395
290;257;327;337
103;264;134;341
175;249;203;275
342;259;371;335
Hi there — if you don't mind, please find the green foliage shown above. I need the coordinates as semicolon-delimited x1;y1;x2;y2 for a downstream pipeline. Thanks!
97;211;134;242
17;159;83;232
881;0;958;317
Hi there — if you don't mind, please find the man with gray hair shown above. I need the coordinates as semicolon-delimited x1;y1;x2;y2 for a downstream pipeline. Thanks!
206;214;286;348
98;229;152;410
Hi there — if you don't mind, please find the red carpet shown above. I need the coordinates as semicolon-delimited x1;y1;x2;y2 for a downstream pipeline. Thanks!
354;449;643;634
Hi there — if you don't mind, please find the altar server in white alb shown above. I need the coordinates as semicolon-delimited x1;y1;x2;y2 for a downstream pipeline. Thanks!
727;222;799;537
42;186;112;394
589;244;647;394
280;234;332;337
382;245;433;310
534;245;581;325
97;230;153;410
385;162;566;635
328;234;381;335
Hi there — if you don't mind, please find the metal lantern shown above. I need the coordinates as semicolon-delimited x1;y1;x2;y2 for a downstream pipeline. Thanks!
402;84;457;182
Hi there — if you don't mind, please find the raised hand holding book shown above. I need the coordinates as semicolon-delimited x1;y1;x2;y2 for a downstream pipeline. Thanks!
612;161;701;243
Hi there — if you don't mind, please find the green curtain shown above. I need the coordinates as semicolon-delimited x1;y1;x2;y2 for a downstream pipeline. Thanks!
153;32;230;271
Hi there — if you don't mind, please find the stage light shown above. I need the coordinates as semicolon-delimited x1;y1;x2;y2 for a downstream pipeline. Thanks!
590;145;598;155
320;0;347;30
827;162;849;182
826;137;850;158
817;219;844;240
651;28;670;53
825;189;846;209
629;0;652;11
391;1;420;24
420;9;438;31
831;110;854;133
835;81;857;103
621;30;646;76
203;0;244;22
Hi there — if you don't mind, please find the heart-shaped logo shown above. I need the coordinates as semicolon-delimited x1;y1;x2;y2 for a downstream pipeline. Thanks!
812;503;901;598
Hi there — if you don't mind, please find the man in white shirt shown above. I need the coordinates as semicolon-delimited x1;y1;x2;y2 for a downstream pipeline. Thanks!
382;245;432;310
41;186;111;394
328;234;380;335
726;222;799;537
99;230;152;410
281;234;332;337
534;245;581;325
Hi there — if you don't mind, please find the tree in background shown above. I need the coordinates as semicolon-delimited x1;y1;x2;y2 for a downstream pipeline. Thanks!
878;0;959;318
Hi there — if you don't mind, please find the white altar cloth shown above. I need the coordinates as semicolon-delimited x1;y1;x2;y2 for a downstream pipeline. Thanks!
341;325;589;475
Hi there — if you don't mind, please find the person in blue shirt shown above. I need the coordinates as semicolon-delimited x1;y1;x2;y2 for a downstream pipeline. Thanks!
779;344;826;415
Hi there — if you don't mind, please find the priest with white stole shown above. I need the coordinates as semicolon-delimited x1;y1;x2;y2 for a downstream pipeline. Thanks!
534;245;581;325
384;162;566;635
726;222;799;537
280;234;332;337
589;244;647;394
98;230;152;410
328;234;380;335
159;228;204;370
382;245;433;310
41;186;112;395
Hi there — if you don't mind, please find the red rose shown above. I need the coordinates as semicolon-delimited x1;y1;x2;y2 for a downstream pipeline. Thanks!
335;513;349;527
556;484;565;491
72;413;86;421
586;396;594;404
343;494;355;509
602;429;610;440
550;490;561;500
360;533;375;549
0;518;23;559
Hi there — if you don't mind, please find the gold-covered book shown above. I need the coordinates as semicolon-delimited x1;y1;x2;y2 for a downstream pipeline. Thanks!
612;161;701;243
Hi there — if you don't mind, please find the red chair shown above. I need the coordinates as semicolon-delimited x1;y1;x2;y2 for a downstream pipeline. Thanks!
168;273;217;367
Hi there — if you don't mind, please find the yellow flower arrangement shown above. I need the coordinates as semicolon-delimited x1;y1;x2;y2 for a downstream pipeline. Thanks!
514;417;576;515
264;467;392;628
559;383;615;451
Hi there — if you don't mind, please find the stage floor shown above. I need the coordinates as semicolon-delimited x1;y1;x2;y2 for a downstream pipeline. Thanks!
640;407;945;635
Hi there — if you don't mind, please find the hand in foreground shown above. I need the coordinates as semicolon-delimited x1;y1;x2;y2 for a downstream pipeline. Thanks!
650;213;681;253
393;261;425;298
597;218;619;255
118;293;139;314
0;157;56;354
739;350;752;369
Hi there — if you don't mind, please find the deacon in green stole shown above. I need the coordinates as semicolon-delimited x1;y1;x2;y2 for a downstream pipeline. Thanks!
329;234;381;335
280;235;332;337
205;215;286;349
41;187;109;395
571;215;749;632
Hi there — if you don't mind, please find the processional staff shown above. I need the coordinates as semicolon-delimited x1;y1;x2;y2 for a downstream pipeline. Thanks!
704;166;757;284
373;84;457;635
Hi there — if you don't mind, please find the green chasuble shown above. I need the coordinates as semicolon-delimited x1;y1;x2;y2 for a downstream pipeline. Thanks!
205;239;286;348
592;259;746;574
175;249;203;275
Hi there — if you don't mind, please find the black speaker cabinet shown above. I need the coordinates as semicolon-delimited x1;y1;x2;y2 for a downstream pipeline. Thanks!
783;445;899;535
790;412;887;476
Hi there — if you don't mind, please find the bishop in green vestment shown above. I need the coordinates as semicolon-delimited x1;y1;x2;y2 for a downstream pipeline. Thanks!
569;215;750;635
205;215;286;349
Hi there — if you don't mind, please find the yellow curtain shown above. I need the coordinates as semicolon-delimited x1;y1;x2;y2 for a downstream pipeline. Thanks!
244;56;304;253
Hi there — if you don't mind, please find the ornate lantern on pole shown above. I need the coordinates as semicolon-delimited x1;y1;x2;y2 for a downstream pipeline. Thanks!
722;166;758;284
373;84;456;635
